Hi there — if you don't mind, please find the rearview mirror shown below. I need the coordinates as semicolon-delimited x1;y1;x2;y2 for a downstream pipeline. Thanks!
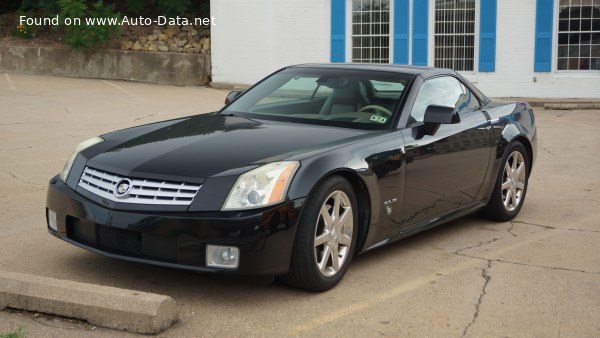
225;90;244;105
421;105;460;136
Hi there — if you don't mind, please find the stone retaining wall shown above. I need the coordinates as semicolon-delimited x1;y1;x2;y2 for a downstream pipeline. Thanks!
121;25;211;54
0;46;210;85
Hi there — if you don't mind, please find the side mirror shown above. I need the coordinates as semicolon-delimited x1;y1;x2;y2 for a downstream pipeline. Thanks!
421;105;460;136
225;90;244;105
423;105;460;124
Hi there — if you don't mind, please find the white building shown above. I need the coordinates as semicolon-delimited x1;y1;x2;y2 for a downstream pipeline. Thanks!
211;0;600;98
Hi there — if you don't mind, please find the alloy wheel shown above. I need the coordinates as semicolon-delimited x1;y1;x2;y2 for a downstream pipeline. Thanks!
313;190;354;277
501;151;526;212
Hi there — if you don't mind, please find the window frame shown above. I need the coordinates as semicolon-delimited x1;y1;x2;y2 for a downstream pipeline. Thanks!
347;0;394;63
553;0;600;74
428;0;481;78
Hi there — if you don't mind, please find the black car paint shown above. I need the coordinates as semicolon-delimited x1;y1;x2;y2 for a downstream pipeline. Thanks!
47;177;304;274
47;64;536;274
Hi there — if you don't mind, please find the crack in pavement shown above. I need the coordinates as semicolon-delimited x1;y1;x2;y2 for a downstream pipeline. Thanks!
562;227;600;233
0;122;59;126
513;220;600;233
492;258;600;275
507;222;518;237
453;224;599;275
1;170;45;188
462;260;492;337
454;238;500;256
133;113;157;122
457;253;600;276
536;138;554;155
511;220;555;230
0;147;33;153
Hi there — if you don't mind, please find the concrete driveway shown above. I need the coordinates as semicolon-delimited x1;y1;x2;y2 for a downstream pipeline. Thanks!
1;73;599;337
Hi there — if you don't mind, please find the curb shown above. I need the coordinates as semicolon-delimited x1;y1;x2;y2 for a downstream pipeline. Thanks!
0;270;178;334
210;82;250;91
543;103;600;110
495;97;600;108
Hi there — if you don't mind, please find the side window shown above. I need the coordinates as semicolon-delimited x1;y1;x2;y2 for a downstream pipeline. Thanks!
409;76;479;123
458;82;481;113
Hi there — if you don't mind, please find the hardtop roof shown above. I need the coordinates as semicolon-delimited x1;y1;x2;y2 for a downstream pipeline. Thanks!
289;63;453;78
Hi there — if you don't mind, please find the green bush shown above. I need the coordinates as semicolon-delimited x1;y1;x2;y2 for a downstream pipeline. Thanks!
0;2;20;14
123;0;145;15
58;0;120;48
0;327;25;338
20;0;59;12
157;0;190;17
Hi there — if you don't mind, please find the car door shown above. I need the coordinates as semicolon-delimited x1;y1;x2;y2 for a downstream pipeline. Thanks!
398;76;492;226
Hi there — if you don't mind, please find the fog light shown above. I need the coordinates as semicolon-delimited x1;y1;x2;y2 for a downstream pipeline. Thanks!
206;245;239;269
48;209;57;231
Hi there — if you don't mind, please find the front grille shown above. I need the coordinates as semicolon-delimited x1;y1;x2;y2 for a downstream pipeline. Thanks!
78;166;201;206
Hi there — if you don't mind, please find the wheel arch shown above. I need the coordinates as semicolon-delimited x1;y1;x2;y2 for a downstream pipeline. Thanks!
303;168;373;256
478;121;535;204
510;135;534;174
480;133;532;221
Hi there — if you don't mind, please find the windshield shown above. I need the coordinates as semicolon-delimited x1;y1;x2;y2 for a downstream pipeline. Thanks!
223;67;412;129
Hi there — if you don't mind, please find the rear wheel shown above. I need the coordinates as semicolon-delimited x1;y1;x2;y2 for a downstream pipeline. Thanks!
282;176;358;292
481;141;529;221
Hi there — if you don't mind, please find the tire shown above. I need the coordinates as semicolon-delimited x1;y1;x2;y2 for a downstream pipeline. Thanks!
481;141;530;221
281;176;359;292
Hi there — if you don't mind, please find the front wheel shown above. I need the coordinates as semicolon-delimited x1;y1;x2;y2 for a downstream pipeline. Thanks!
281;176;358;292
481;141;530;221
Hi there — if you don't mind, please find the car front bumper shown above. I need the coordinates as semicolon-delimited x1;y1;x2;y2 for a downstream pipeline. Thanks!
46;176;304;275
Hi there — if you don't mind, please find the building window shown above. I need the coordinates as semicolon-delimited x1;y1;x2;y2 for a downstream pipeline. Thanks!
557;0;600;70
433;0;476;71
352;0;390;63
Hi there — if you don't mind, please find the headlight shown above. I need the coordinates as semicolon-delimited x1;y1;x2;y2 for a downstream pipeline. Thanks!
59;136;103;182
222;161;299;210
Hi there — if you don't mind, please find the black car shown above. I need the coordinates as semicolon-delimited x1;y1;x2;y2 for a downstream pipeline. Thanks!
46;64;536;291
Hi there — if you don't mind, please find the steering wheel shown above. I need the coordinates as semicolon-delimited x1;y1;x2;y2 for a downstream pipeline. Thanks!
359;105;393;118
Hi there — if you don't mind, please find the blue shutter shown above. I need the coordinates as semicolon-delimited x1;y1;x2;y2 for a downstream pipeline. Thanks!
393;0;409;64
331;0;346;63
479;0;497;72
534;0;554;72
412;0;429;66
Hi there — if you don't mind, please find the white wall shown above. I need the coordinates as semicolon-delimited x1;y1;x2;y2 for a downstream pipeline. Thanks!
211;0;599;98
211;0;331;85
469;0;600;98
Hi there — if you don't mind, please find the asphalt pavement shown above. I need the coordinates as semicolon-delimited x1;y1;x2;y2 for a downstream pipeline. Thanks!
0;73;598;337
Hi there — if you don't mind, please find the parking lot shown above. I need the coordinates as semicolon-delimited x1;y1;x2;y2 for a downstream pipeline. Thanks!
1;73;599;337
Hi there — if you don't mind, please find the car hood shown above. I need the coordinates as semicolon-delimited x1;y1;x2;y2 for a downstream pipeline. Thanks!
87;114;369;181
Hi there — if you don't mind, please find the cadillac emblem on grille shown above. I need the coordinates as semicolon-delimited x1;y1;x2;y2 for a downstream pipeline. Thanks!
113;178;133;198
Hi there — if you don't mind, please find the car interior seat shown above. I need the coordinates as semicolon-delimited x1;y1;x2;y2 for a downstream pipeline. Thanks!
319;79;370;115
